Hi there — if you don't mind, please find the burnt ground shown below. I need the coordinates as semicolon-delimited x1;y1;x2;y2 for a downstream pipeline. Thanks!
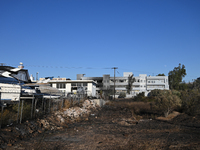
1;100;200;150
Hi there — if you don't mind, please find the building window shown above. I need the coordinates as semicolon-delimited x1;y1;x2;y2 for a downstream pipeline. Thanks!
83;83;87;86
133;85;140;88
72;83;77;86
57;83;66;89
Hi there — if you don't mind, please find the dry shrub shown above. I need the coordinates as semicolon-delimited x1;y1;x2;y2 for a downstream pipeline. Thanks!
63;100;71;109
0;109;13;126
11;102;32;121
105;101;115;106
105;100;152;116
124;101;151;116
150;89;181;117
181;89;200;115
22;102;32;119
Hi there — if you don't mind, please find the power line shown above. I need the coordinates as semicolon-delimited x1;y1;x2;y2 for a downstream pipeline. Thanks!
5;63;200;80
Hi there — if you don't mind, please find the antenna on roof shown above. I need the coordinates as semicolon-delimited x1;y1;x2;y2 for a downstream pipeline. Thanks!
18;62;24;69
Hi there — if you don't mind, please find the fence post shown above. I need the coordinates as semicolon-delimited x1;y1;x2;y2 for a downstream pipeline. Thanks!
44;97;46;114
0;105;4;129
73;96;74;106
42;95;44;113
61;95;64;109
34;98;37;118
49;99;51;114
20;100;24;124
49;93;51;113
52;99;54;112
31;98;34;119
57;100;59;111
17;100;21;123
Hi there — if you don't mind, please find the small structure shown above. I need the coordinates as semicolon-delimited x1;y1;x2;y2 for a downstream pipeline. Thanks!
47;78;97;97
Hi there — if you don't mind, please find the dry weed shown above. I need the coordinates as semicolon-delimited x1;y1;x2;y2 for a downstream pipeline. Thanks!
63;100;71;109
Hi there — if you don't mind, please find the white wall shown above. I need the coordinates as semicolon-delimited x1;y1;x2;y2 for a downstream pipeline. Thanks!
87;83;96;97
66;83;71;93
87;83;92;96
52;83;56;88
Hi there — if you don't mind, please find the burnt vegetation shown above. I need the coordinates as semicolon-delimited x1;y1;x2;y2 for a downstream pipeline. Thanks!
1;64;200;149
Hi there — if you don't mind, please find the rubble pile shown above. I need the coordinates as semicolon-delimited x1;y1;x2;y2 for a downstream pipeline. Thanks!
83;99;98;109
0;99;101;148
63;107;89;118
62;100;98;119
38;100;99;129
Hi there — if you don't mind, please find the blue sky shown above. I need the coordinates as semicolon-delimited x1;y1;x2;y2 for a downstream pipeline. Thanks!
0;0;200;82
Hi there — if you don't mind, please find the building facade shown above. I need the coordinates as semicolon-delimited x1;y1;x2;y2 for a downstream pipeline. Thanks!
46;78;97;97
77;72;169;97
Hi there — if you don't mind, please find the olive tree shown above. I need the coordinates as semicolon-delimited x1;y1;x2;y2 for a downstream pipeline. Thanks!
150;89;181;117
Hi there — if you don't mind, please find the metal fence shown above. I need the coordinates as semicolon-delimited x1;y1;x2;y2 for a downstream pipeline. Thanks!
0;89;87;129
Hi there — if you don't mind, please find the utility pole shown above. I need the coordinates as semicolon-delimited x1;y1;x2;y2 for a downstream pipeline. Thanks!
36;72;39;81
112;67;118;100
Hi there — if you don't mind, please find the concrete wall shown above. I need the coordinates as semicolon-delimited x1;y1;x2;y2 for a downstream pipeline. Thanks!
87;82;96;97
66;83;71;93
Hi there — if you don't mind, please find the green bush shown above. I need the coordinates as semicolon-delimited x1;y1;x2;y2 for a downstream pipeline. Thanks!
134;92;146;102
118;92;126;98
181;89;200;115
150;90;181;117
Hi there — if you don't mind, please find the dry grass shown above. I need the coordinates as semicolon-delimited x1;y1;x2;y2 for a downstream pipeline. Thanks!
0;102;32;127
105;100;155;121
156;111;180;121
63;99;71;109
106;101;152;114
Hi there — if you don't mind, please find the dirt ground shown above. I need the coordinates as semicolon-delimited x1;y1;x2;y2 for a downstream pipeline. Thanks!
1;100;200;150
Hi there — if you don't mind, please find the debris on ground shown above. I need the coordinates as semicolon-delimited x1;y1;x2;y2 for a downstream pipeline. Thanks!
1;100;200;150
0;99;101;149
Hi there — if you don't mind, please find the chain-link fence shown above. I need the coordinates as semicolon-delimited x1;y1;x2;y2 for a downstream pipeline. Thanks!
0;90;88;129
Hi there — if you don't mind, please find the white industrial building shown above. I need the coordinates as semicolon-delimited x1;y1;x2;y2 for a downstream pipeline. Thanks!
39;72;169;98
77;72;169;97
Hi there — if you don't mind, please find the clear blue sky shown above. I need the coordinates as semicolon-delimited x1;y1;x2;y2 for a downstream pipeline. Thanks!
0;0;200;82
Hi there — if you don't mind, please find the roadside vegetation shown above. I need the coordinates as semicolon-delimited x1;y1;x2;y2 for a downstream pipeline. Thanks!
130;63;200;118
1;63;200;149
1;63;200;127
